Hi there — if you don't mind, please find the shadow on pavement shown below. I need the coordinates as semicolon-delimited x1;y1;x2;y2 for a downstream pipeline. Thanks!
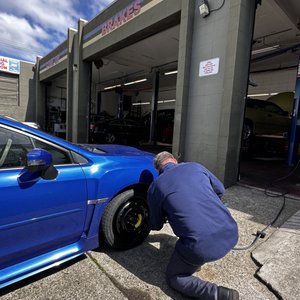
97;233;188;300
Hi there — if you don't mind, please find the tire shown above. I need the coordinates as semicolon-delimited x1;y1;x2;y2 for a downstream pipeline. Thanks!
105;132;116;144
100;189;150;250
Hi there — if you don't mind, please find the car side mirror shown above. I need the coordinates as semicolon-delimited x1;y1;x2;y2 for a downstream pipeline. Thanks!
27;148;52;171
26;148;58;180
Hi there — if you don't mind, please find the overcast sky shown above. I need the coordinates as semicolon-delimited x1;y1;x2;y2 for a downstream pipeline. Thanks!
0;0;114;62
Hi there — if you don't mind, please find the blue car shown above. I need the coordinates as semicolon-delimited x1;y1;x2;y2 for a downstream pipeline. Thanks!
0;116;157;289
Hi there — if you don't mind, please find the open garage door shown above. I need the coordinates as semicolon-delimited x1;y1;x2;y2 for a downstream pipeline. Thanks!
44;73;67;139
239;0;300;197
89;25;179;148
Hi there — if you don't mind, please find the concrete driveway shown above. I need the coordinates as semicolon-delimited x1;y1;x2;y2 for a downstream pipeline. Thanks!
1;185;300;300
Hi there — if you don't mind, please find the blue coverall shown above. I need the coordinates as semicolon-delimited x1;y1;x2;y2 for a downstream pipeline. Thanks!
147;162;238;299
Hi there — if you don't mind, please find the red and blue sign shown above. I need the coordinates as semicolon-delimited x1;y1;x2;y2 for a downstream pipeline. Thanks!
0;56;20;74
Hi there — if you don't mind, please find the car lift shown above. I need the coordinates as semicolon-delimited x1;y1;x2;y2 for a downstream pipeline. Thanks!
287;57;300;166
253;134;288;158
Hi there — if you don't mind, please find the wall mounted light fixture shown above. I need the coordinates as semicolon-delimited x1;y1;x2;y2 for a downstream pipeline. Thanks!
199;0;210;18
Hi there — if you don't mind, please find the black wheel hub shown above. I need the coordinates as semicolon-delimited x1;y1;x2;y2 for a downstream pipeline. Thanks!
115;199;148;236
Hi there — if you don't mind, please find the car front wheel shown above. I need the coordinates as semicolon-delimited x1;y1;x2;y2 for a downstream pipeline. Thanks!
100;189;150;250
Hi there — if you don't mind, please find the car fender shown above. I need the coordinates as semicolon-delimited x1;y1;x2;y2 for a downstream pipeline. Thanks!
81;161;157;245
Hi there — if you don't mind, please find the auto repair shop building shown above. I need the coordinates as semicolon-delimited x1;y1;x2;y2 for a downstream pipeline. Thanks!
33;0;259;186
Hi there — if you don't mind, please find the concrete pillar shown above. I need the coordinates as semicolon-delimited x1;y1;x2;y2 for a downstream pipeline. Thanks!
66;28;77;141
174;0;256;186
72;19;92;143
150;70;160;144
173;0;195;160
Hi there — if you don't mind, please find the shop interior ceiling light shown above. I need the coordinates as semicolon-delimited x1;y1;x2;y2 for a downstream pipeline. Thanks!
124;78;147;86
164;70;178;75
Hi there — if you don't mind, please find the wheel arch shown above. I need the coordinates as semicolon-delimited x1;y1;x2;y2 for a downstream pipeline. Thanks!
96;166;155;200
84;167;155;249
114;182;150;199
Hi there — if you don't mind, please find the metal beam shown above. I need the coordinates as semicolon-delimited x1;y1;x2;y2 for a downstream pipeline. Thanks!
287;56;300;166
251;43;300;63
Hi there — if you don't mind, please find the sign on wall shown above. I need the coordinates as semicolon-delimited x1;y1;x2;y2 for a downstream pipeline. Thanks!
101;0;142;37
84;0;143;42
199;57;219;77
0;56;20;74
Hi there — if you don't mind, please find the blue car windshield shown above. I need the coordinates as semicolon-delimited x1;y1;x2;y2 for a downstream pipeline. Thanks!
77;144;106;154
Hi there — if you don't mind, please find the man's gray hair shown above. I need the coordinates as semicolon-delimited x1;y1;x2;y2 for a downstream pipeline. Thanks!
153;151;175;170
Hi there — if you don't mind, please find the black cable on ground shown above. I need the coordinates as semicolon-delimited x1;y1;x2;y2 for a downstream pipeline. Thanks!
233;156;300;251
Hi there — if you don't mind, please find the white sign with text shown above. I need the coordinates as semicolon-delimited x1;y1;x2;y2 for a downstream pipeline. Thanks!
199;57;219;77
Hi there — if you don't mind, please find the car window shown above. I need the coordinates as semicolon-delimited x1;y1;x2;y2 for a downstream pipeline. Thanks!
0;127;33;169
33;139;72;165
77;144;106;154
247;99;265;109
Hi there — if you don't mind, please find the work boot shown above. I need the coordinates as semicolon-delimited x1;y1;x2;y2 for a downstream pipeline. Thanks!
217;286;239;300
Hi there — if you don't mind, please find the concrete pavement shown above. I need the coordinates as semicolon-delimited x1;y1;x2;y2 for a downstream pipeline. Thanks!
252;209;300;300
1;184;300;300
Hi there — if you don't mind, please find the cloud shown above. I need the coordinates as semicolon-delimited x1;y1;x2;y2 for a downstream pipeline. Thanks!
0;13;50;61
0;0;114;61
0;0;77;34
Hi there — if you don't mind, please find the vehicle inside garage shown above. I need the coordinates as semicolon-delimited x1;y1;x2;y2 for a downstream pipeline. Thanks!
88;24;179;147
239;0;300;197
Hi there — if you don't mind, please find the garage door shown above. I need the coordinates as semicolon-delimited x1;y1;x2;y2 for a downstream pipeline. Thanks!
0;73;19;106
